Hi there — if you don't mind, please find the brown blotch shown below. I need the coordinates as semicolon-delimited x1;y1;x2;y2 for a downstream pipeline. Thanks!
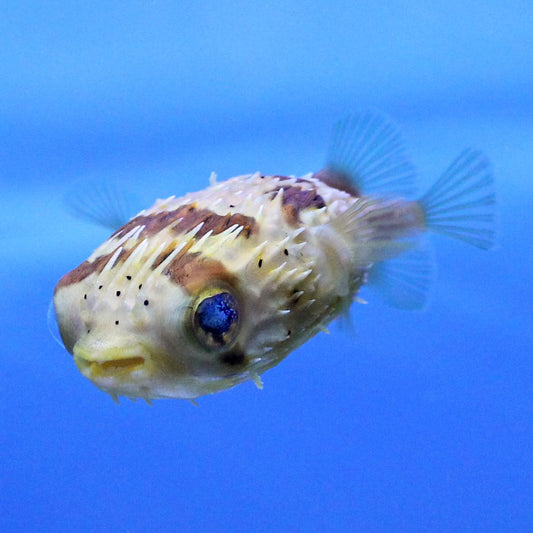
312;167;360;197
273;175;312;185
55;243;142;292
152;242;178;270
113;204;257;240
270;184;326;225
164;252;237;294
56;204;255;292
172;204;257;238
55;252;115;292
111;210;184;239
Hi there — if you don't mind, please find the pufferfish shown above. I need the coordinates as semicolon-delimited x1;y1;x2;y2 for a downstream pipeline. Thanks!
52;110;496;402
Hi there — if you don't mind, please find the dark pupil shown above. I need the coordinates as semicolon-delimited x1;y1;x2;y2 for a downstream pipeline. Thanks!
196;292;238;341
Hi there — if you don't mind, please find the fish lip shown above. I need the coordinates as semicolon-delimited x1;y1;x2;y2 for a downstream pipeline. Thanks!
73;345;149;376
75;356;146;373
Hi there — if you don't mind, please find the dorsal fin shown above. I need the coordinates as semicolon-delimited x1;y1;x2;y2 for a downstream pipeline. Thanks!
316;109;417;198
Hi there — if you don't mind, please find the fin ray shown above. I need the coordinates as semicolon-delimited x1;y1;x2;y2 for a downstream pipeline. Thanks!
419;149;496;249
366;246;434;310
324;109;417;197
65;177;144;230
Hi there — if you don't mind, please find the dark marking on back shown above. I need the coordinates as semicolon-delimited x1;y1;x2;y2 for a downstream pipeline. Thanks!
172;205;257;238
55;243;143;293
164;252;237;294
152;243;176;270
269;184;326;225
55;252;115;292
273;175;312;185
312;167;360;197
112;204;257;240
56;202;256;293
111;210;184;239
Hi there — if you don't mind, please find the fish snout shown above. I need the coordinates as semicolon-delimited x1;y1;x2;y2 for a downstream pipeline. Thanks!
73;343;150;378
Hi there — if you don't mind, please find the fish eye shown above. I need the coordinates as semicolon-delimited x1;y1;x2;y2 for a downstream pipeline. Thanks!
191;288;240;351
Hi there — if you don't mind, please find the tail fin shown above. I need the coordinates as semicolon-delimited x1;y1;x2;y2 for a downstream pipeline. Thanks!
323;114;496;311
419;149;496;249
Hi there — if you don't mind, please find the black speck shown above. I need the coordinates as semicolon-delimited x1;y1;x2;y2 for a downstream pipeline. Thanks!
258;259;263;268
144;300;149;306
83;294;87;300
126;275;132;281
138;284;143;290
115;320;119;325
229;204;235;208
287;330;292;336
284;249;289;256
116;290;121;297
98;285;103;290
87;329;91;334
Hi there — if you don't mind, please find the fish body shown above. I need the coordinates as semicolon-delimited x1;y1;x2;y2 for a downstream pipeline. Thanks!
53;111;495;401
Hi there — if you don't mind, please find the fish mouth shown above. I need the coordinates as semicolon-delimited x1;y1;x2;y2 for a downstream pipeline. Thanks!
75;356;146;375
73;345;148;378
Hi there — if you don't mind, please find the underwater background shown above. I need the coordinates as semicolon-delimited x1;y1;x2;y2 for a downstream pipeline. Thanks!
1;2;532;531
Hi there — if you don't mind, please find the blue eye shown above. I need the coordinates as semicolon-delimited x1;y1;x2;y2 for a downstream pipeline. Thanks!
196;293;237;336
193;291;239;349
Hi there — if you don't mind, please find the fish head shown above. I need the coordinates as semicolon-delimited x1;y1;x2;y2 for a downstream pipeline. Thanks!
52;241;317;401
53;257;264;400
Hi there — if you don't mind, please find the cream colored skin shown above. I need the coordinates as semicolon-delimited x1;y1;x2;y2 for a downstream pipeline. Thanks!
54;173;381;401
54;108;495;401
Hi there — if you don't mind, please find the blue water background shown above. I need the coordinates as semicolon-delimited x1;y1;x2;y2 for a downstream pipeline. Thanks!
1;2;532;531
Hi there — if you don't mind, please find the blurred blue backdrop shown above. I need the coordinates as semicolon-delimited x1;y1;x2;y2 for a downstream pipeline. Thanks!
1;1;532;531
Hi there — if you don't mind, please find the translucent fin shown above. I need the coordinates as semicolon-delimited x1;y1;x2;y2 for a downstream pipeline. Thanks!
109;393;120;404
324;109;417;197
47;298;65;349
335;301;356;336
419;149;496;249
64;178;144;230
366;247;434;310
